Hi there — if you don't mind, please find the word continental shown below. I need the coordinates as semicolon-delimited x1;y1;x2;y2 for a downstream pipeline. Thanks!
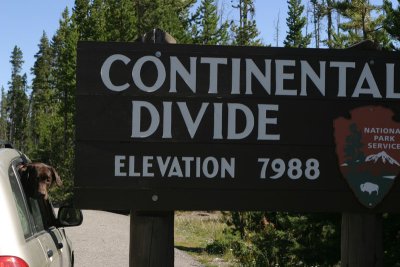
101;53;400;98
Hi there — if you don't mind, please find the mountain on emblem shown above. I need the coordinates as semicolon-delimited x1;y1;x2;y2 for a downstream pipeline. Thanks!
333;106;400;208
365;151;400;166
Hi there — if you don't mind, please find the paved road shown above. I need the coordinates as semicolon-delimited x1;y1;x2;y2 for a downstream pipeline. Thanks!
65;210;203;267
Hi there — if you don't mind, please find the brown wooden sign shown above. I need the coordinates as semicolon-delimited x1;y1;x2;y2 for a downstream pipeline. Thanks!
75;41;400;212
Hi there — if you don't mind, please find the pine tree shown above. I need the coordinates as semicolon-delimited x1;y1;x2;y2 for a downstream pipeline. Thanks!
134;0;194;43
73;0;107;41
52;8;78;151
324;0;336;48
0;87;8;141
50;8;79;202
72;0;91;40
284;0;311;48
104;0;137;41
190;0;230;45
231;0;261;46
29;31;57;161
74;0;113;41
383;0;400;50
7;46;29;150
273;11;281;46
311;0;323;48
306;0;337;48
334;0;390;48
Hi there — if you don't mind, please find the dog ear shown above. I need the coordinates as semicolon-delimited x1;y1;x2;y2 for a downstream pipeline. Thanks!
50;166;62;187
17;164;39;198
17;164;28;177
17;164;33;185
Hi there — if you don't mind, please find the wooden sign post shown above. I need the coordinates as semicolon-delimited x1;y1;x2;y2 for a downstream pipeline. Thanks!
129;211;174;266
341;213;383;266
130;29;176;267
340;41;384;267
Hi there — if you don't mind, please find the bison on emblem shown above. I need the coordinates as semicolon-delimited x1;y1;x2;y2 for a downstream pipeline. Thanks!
360;182;379;195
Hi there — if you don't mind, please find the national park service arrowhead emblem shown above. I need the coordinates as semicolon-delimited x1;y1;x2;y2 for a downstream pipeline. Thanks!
334;106;400;208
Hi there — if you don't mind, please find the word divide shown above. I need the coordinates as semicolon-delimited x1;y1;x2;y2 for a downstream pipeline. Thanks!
131;101;280;141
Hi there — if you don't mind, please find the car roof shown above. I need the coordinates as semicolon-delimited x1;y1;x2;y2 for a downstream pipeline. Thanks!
0;148;22;168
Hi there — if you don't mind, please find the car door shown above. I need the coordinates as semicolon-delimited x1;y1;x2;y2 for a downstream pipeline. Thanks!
27;197;62;267
11;159;64;267
49;226;73;266
45;201;73;267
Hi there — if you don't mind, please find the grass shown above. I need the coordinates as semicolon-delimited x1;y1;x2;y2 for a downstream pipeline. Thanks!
174;211;238;266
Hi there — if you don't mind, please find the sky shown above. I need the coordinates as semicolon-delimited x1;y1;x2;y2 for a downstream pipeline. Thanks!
0;0;388;90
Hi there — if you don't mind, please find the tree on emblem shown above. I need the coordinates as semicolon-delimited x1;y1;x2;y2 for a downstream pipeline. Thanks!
344;123;365;165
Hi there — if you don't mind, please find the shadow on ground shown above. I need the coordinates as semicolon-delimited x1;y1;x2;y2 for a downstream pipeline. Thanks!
175;245;204;254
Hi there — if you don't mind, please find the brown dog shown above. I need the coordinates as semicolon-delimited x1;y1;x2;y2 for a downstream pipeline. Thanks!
18;162;62;200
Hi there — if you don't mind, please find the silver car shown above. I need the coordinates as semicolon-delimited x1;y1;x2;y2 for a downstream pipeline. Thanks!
0;147;82;267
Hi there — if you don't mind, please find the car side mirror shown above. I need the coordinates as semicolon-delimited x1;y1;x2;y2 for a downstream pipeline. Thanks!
57;206;83;227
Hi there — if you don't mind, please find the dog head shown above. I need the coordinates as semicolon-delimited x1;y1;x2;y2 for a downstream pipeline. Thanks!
18;163;62;200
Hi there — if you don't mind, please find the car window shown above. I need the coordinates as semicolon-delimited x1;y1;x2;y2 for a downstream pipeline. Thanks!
12;159;57;232
9;164;34;239
27;196;45;232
